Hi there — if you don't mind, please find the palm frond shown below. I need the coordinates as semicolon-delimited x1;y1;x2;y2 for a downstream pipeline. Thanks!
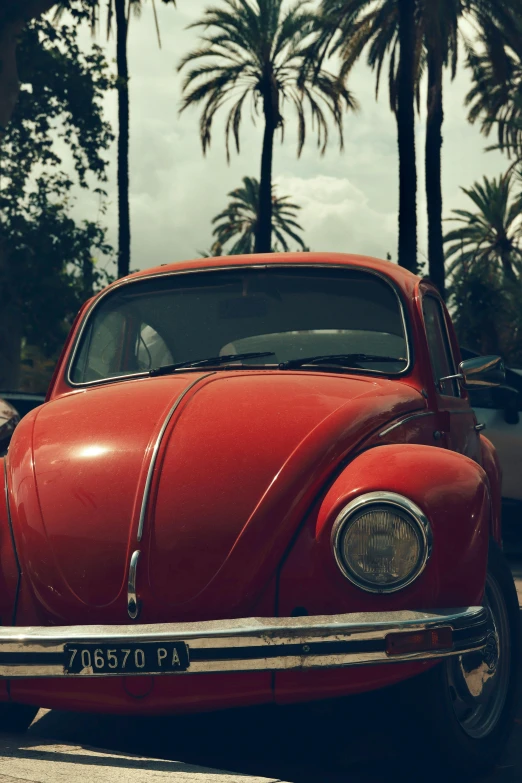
179;0;356;158
444;173;522;282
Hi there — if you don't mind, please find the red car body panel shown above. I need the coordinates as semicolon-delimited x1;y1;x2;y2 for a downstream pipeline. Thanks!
278;444;489;620
479;434;503;544
0;252;502;714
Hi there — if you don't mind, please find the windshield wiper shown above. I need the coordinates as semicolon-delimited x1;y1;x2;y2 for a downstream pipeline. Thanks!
278;354;406;371
149;352;276;377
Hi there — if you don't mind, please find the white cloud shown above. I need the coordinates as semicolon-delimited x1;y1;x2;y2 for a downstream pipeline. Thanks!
275;174;396;258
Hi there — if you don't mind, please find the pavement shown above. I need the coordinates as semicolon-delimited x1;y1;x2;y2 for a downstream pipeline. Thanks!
0;568;521;783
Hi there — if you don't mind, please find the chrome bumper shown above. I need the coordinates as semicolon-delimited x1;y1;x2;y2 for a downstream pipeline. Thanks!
0;607;489;678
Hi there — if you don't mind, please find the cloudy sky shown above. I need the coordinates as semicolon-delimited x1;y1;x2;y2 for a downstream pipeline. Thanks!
71;0;508;275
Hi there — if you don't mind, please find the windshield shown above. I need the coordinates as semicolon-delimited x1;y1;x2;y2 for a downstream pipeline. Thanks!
70;267;410;385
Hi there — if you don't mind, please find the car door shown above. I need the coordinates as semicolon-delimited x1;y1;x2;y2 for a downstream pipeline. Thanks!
422;295;482;463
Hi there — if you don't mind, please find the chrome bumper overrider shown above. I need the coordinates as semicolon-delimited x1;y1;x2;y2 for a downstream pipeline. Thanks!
0;607;489;678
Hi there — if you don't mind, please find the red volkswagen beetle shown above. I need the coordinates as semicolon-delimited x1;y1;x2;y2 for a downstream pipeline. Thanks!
1;253;519;778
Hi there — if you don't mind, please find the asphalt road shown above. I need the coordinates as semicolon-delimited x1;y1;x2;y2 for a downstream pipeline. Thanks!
0;570;521;783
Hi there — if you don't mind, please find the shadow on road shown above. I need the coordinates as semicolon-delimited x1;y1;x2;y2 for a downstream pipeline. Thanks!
21;694;416;783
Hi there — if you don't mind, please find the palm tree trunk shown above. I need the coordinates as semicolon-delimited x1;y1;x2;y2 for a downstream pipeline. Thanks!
255;116;275;254
396;0;417;273
82;255;94;300
426;51;445;298
115;0;131;278
500;253;517;282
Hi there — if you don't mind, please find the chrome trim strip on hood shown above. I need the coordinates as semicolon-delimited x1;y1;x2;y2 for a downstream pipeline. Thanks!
136;372;215;542
379;411;435;438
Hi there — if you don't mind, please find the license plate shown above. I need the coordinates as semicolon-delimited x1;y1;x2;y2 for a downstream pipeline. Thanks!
64;642;189;675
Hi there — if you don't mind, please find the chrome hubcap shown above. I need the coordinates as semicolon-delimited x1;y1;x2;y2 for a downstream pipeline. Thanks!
447;573;510;739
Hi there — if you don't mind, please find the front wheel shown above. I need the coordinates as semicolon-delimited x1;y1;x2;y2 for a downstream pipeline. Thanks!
395;542;520;780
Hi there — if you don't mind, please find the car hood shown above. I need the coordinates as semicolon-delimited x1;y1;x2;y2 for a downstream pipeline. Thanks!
9;371;424;623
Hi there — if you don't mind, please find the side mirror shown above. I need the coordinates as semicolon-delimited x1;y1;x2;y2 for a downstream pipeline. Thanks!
440;355;505;391
460;355;505;389
491;385;521;425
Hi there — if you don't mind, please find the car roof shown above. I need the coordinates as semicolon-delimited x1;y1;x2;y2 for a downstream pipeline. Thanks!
117;252;420;297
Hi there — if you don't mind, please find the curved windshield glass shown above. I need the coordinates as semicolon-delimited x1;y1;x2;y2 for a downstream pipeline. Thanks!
70;267;410;384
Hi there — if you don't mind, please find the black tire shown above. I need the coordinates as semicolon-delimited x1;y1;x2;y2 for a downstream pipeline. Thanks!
391;541;520;781
0;703;38;733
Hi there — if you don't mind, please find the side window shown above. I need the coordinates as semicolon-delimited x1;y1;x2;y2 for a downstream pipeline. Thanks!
72;310;126;382
423;296;459;397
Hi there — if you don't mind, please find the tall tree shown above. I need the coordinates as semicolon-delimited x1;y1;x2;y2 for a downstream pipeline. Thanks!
422;1;520;299
178;0;356;254
314;0;419;273
115;0;131;280
0;14;114;389
211;176;307;254
56;0;176;279
423;0;450;298
314;0;519;290
396;0;417;274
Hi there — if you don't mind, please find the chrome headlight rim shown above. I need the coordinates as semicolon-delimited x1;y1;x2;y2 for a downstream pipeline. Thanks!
331;491;433;594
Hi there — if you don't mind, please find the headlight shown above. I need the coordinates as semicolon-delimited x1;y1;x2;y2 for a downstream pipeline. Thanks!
332;492;432;593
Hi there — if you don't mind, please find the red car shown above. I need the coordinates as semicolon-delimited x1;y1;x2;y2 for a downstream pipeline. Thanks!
1;253;519;777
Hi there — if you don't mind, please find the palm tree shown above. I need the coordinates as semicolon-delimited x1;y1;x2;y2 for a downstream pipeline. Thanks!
466;22;522;163
55;0;176;279
178;0;356;254
423;2;520;299
314;1;519;294
444;173;522;283
211;176;307;254
447;173;522;359
314;0;419;273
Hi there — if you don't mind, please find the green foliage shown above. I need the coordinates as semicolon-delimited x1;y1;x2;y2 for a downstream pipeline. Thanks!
444;174;522;282
315;0;403;113
0;14;115;389
211;176;307;254
4;14;113;191
316;0;520;114
19;344;64;395
178;0;357;160
446;172;522;364
466;13;522;160
450;265;522;364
